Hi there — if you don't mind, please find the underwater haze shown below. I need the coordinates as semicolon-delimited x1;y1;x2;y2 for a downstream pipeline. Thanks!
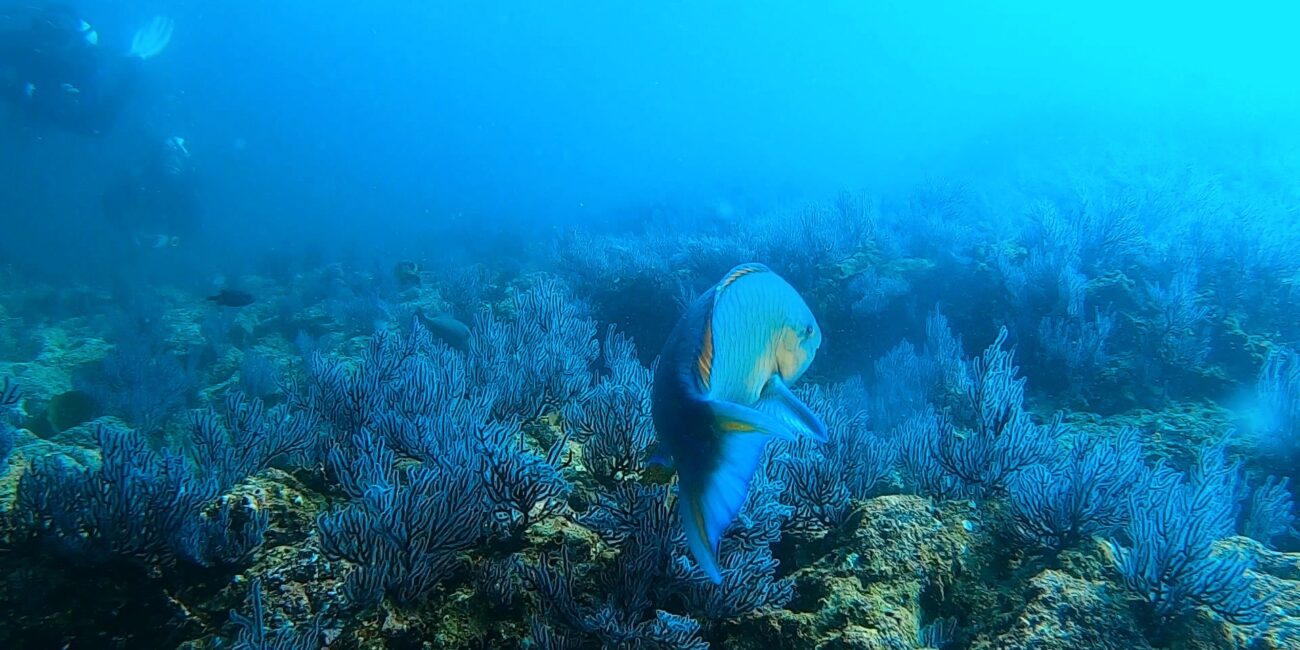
2;1;1300;648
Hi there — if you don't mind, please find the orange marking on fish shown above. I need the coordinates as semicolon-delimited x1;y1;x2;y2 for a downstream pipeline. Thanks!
691;496;709;546
720;419;756;432
697;316;714;389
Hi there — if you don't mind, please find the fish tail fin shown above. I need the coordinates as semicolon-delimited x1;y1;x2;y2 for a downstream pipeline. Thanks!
677;399;797;583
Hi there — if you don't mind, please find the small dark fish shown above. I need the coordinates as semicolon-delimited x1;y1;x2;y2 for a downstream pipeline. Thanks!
206;289;256;307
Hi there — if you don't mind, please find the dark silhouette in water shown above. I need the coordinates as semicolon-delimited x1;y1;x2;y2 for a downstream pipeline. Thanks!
206;289;255;307
102;136;202;248
394;260;421;288
0;5;172;135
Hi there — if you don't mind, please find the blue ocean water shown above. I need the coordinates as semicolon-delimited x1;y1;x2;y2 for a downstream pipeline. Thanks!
1;1;1298;648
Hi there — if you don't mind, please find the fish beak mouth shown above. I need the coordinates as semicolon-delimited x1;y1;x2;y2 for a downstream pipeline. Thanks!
776;347;809;383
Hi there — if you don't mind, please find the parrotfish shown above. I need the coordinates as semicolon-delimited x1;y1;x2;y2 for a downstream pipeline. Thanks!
417;311;472;351
650;262;828;583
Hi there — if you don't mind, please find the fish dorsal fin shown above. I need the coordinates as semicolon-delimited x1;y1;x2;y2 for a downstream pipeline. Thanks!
716;263;771;293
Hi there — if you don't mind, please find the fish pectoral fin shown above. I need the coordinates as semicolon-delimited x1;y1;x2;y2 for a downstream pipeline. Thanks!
757;376;830;443
708;399;799;441
677;426;770;585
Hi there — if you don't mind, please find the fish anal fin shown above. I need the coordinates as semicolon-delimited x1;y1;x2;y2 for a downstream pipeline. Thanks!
646;442;674;469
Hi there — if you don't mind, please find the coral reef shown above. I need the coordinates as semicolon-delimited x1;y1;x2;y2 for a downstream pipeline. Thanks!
2;141;1300;649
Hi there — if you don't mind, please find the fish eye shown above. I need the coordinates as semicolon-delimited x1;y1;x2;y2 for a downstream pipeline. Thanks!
803;324;815;337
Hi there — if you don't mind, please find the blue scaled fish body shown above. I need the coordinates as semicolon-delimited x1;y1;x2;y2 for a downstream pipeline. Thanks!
651;262;828;583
